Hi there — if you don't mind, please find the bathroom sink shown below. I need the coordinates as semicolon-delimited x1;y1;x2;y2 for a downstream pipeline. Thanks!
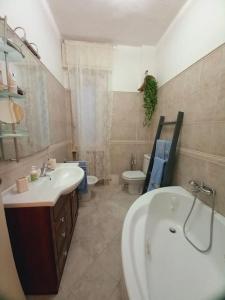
2;164;84;208
50;167;84;194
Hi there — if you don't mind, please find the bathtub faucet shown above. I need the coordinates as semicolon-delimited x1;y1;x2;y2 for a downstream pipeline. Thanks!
199;182;216;197
185;180;216;253
188;180;216;196
188;179;201;193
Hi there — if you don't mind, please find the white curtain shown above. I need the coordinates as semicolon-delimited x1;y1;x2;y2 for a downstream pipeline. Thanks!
65;41;113;181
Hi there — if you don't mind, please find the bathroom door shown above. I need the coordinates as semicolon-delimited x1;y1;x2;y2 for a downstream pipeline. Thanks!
0;179;25;300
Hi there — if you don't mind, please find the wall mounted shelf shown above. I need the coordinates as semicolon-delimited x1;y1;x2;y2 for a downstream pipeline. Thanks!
0;130;29;139
0;16;27;162
0;37;24;62
0;91;25;99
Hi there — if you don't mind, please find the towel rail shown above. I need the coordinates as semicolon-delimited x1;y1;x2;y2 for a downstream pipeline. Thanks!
142;111;184;194
162;121;177;125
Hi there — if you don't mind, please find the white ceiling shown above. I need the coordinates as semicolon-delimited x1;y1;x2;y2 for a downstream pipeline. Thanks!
47;0;188;46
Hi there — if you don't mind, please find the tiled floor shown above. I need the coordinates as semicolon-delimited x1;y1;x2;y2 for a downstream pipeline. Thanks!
27;184;137;300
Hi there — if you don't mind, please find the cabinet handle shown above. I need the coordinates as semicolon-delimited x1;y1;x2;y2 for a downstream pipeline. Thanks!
63;250;67;257
60;217;65;223
61;232;66;238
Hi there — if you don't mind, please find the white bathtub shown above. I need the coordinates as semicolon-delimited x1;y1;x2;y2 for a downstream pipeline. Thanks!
122;186;225;300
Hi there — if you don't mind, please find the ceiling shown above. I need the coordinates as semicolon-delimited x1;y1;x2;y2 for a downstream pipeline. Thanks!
47;0;188;46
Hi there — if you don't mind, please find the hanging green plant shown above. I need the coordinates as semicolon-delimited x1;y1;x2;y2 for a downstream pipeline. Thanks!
141;75;158;126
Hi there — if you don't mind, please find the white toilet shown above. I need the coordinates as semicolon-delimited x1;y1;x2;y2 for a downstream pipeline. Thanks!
122;154;150;195
81;175;98;201
87;175;98;188
87;175;98;198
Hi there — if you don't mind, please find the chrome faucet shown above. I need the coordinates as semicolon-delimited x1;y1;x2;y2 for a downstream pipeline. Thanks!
188;180;216;196
199;182;216;196
40;162;51;178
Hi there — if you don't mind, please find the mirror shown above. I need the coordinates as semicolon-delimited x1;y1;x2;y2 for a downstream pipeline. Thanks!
0;100;24;123
0;19;50;161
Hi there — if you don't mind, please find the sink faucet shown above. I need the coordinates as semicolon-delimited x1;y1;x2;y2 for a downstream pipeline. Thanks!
40;162;52;179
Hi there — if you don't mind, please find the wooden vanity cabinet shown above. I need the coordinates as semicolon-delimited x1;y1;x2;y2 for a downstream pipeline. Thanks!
5;189;79;295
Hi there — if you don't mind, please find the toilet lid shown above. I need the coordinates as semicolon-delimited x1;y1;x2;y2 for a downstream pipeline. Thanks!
87;175;98;185
122;170;146;180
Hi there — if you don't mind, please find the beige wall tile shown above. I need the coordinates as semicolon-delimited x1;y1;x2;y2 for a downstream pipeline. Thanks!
110;91;151;176
110;143;151;177
158;43;225;216
111;123;137;140
173;152;225;216
111;92;138;140
47;73;69;144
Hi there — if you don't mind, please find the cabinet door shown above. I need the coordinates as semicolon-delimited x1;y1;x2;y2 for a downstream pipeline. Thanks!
64;195;73;241
71;190;78;228
55;220;67;257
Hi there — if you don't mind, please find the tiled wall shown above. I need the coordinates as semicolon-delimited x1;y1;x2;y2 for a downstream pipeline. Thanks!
0;72;73;191
149;43;225;216
110;92;151;180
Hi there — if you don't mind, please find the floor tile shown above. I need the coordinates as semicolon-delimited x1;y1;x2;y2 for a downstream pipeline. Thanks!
71;262;118;300
27;184;135;300
94;235;122;281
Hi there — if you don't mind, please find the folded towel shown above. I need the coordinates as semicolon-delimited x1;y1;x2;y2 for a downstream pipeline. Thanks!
64;160;88;194
147;157;166;191
147;139;172;191
155;139;172;160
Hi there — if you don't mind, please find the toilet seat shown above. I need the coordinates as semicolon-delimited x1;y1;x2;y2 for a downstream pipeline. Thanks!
87;175;98;186
122;170;146;181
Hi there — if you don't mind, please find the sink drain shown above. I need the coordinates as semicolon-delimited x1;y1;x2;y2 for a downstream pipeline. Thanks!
169;227;176;234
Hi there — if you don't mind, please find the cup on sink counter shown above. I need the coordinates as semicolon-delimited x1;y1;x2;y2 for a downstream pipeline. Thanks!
48;158;57;170
16;177;29;193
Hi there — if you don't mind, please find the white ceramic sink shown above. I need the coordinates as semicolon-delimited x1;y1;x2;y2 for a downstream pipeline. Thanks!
51;167;84;194
2;164;84;208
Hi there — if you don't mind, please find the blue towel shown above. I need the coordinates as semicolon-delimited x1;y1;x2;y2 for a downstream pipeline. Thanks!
147;139;172;191
147;157;166;191
64;160;88;194
155;139;171;160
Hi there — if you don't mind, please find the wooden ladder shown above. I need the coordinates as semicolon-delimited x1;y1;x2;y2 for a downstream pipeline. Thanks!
142;111;184;194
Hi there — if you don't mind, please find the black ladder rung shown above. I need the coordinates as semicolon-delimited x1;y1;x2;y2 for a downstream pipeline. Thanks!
162;121;177;126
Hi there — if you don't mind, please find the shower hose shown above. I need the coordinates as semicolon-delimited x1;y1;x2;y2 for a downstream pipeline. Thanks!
183;192;215;253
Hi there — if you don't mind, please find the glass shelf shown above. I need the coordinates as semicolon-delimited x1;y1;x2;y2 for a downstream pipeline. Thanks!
0;38;25;62
0;90;25;99
0;129;29;138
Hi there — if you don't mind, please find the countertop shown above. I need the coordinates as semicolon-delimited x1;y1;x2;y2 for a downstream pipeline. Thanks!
2;163;83;208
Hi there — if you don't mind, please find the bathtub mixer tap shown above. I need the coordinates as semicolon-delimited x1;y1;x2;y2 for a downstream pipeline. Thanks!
183;179;216;253
188;180;216;197
188;179;201;193
199;183;216;197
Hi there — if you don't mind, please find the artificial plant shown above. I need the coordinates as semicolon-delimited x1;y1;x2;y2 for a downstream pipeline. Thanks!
139;75;158;126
